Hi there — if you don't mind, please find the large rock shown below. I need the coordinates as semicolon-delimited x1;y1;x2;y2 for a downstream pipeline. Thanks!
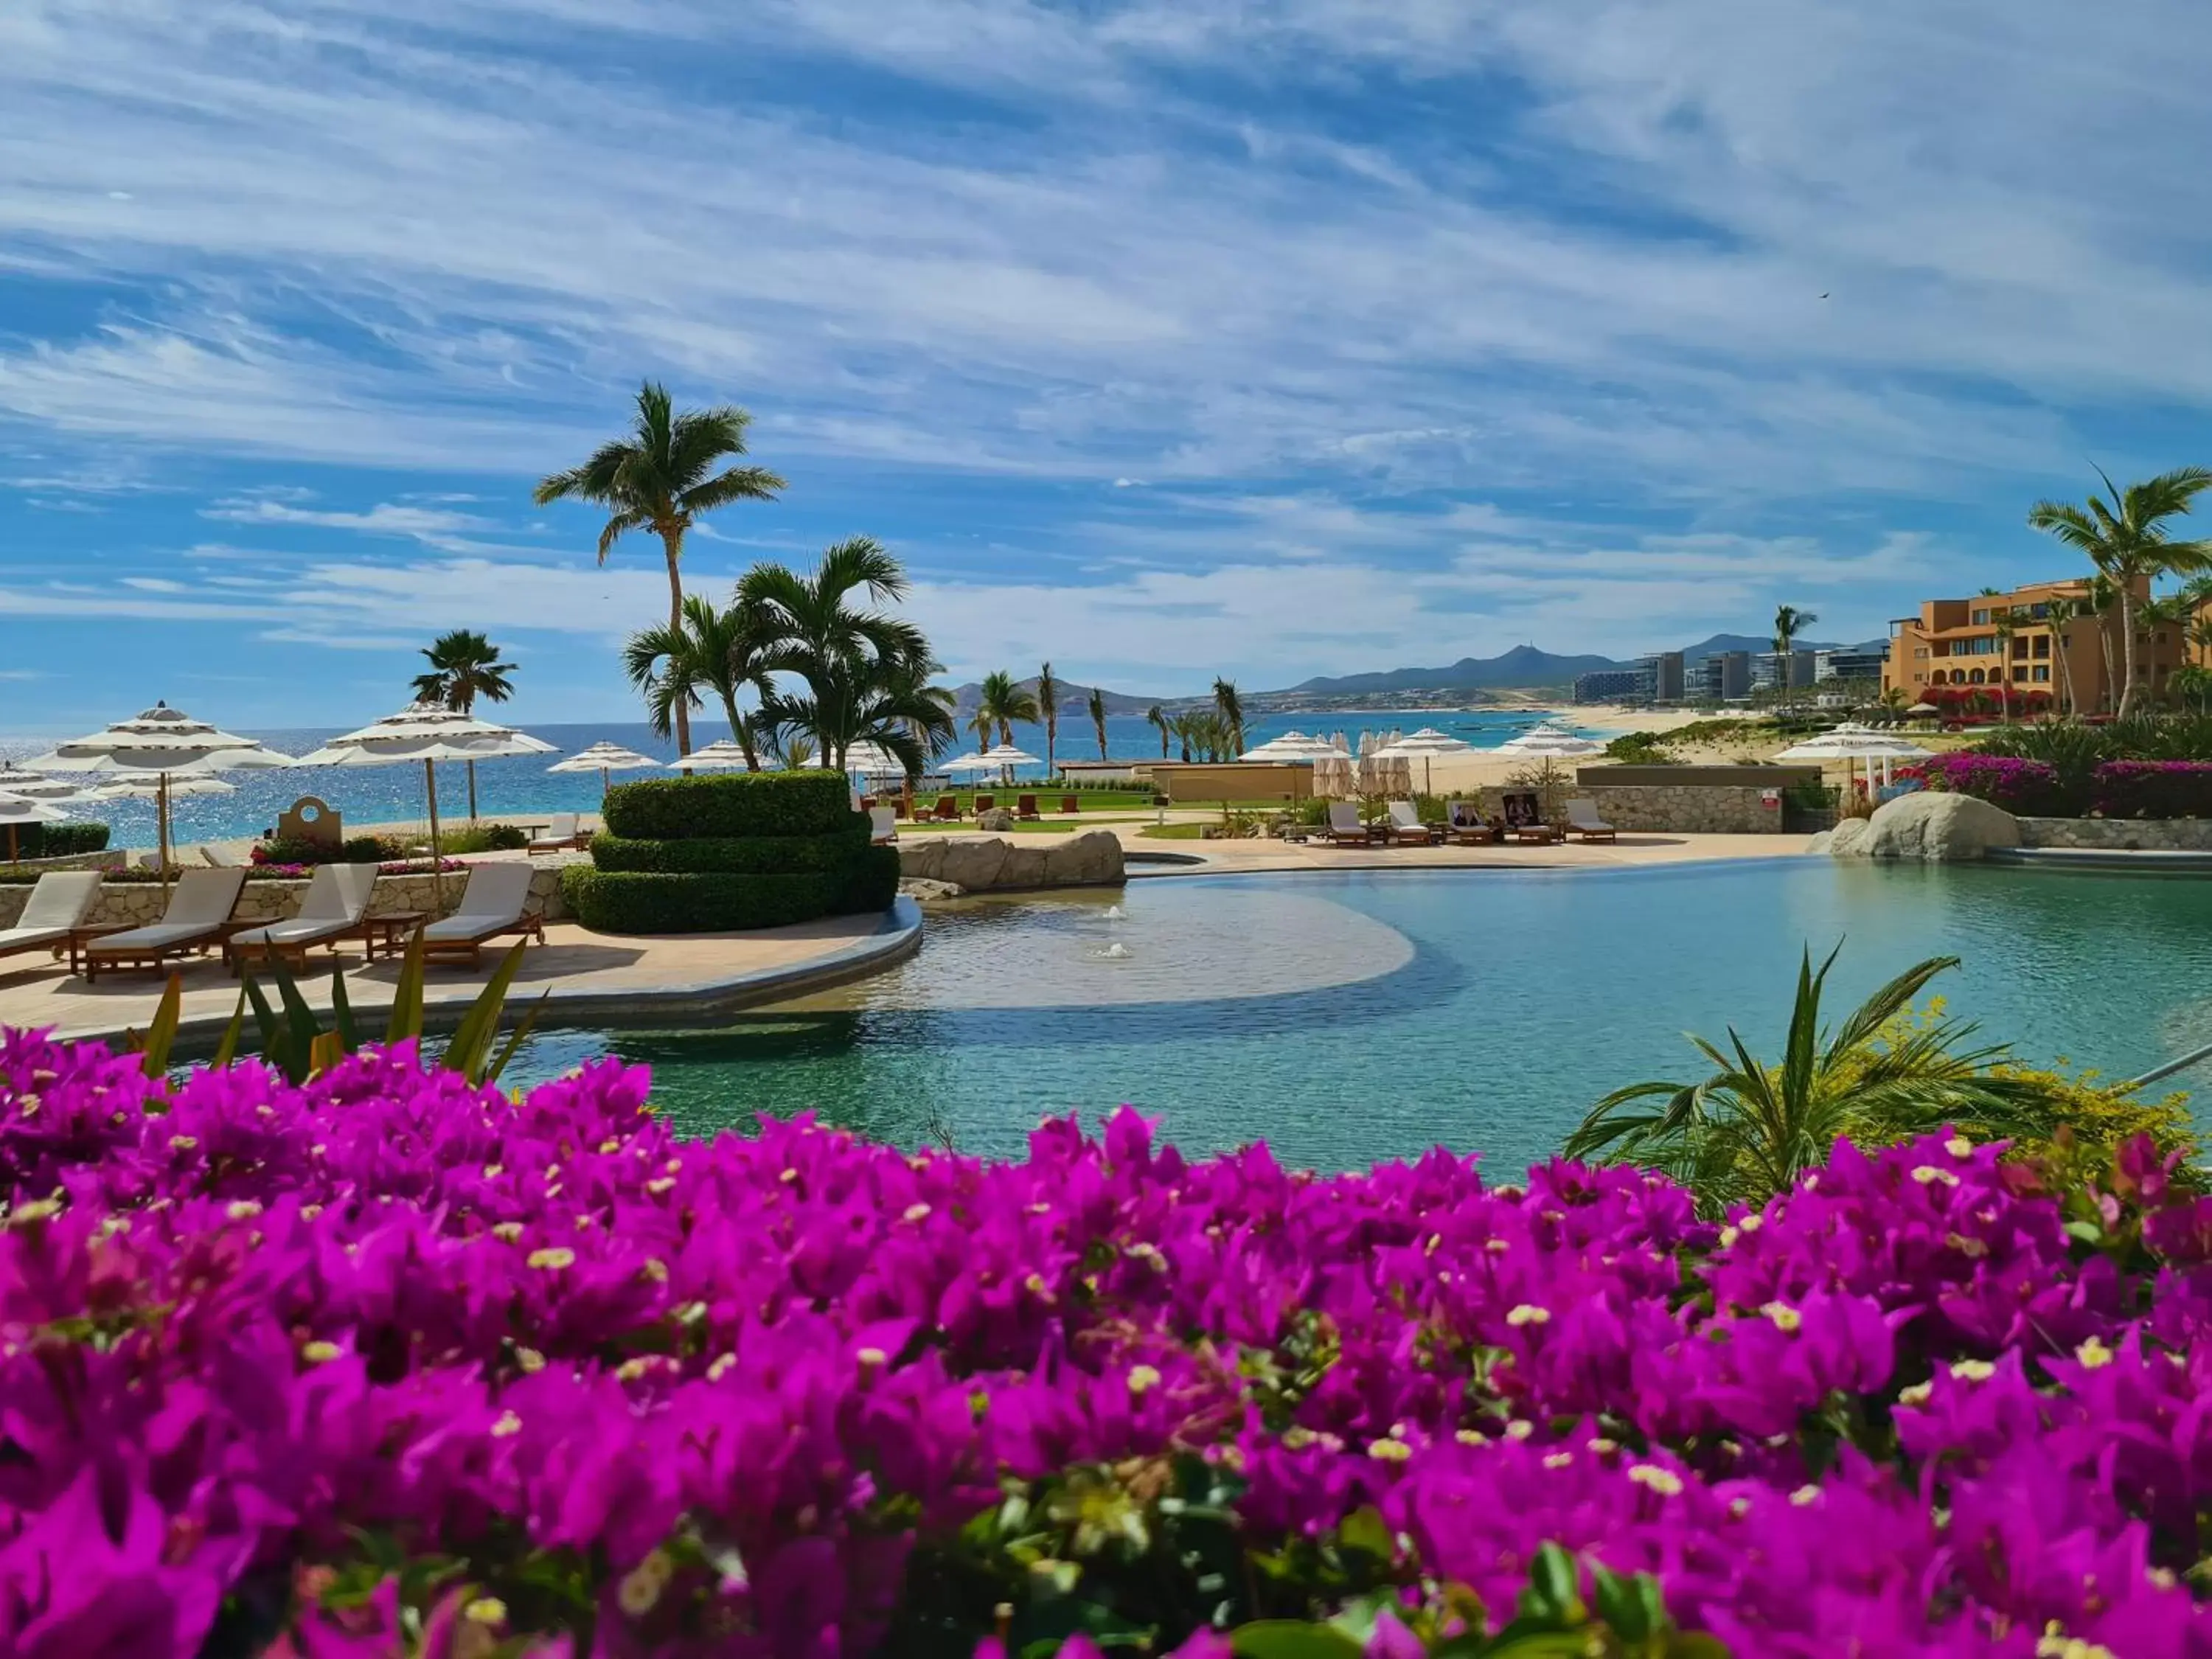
893;830;1124;893
1852;793;2020;862
1822;818;1871;858
976;807;1016;832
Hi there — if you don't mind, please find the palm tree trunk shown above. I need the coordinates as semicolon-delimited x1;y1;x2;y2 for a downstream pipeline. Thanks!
720;695;759;771
2117;588;2139;717
2059;640;2081;721
659;528;691;755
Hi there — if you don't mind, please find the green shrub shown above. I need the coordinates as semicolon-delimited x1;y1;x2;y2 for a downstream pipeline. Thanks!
588;827;869;875
563;868;872;933
1605;731;1677;764
603;771;855;840
1;821;110;860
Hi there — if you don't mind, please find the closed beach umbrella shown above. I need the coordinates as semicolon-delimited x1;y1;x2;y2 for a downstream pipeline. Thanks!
0;793;69;863
549;740;661;801
28;700;293;879
294;703;554;866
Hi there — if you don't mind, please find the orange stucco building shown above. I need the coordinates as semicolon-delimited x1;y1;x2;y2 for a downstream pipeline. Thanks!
1882;576;2188;712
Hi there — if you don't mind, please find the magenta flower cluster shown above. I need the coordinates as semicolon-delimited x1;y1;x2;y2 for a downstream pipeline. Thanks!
1911;752;2067;814
4;1032;2212;1657
2092;759;2212;820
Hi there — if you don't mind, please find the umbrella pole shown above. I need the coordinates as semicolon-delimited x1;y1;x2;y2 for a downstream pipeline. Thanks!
159;772;173;897
424;758;444;897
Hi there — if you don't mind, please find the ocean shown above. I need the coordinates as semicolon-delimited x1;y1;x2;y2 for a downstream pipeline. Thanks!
1;708;1576;850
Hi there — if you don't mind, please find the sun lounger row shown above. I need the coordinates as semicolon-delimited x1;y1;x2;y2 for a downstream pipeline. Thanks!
0;863;546;981
1321;797;1616;847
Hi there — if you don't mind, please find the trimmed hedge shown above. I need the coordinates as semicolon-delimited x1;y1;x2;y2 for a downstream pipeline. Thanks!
562;849;899;934
588;825;870;876
0;821;110;862
602;771;854;840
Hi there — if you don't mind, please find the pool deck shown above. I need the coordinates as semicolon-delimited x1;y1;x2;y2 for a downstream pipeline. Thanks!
0;899;923;1048
1108;827;1816;876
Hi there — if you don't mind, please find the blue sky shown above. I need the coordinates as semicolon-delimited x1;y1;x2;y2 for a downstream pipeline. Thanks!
3;0;2210;731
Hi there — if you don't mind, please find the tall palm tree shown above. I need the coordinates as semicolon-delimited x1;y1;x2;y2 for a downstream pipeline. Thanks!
411;628;516;821
1990;613;2017;722
2029;467;2212;718
535;382;785;755
1564;949;2070;1215
622;595;776;771
1212;678;1245;756
1772;605;1817;693
1035;662;1062;777
2042;594;2085;717
1087;686;1110;760
1147;704;1169;759
975;670;1040;747
2082;574;2121;712
2139;593;2192;708
740;538;932;772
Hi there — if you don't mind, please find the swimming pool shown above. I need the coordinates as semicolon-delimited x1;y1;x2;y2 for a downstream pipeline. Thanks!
504;861;2212;1173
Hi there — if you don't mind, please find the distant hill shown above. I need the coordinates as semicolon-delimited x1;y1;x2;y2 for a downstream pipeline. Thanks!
1278;644;1624;697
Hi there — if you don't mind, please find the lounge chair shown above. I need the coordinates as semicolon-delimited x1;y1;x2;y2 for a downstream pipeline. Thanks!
420;863;545;967
973;794;995;814
200;844;243;868
528;813;586;854
82;868;248;981
1385;801;1438;846
1060;795;1080;815
0;872;103;972
933;795;960;821
1500;791;1562;845
1564;799;1618;843
869;806;898;845
224;862;380;971
1443;802;1497;846
1324;801;1372;847
1015;794;1041;820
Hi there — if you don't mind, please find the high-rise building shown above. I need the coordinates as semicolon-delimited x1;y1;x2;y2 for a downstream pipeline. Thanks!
1753;650;1817;692
1637;650;1685;703
1686;650;1752;703
1572;668;1646;704
1815;648;1887;685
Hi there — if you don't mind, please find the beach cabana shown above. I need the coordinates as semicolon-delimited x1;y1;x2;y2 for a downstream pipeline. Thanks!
294;703;553;867
27;701;293;878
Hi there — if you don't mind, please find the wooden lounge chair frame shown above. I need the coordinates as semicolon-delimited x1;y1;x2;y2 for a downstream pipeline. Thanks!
1563;799;1618;843
82;869;251;982
1384;801;1439;845
0;872;105;970
1324;802;1373;847
419;864;547;970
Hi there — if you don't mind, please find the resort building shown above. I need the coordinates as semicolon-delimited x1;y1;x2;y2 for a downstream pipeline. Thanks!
1880;576;2182;712
1638;651;1686;704
1815;648;1886;687
1686;650;1752;703
1572;668;1646;705
1753;650;1816;692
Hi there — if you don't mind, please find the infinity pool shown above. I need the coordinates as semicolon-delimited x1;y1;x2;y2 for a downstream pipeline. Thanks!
506;862;2212;1173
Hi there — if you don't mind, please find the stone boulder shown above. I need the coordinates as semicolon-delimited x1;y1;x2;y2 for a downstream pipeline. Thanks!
1821;818;1871;858
977;807;1016;832
893;830;1124;893
1040;829;1124;887
1851;793;2020;862
898;877;966;902
933;835;1013;891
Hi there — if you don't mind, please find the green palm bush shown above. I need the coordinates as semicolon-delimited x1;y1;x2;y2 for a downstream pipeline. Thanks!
1564;949;2075;1214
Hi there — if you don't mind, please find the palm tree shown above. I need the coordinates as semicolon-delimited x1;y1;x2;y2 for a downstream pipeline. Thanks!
1087;687;1110;760
2172;664;2212;714
2139;593;2191;707
1990;613;2017;722
2042;594;2085;717
411;628;515;821
1212;678;1245;756
1772;605;1817;692
1036;662;1062;777
2082;574;2121;712
2028;467;2212;718
1147;704;1169;759
1170;712;1195;763
740;538;932;772
535;382;785;755
975;670;1040;747
622;595;776;771
761;655;953;781
1563;949;2070;1214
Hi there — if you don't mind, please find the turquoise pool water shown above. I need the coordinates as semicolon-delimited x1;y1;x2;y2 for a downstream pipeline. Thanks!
505;862;2212;1174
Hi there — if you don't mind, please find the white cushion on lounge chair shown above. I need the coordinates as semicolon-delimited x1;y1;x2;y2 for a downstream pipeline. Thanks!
0;872;104;953
1327;802;1365;835
88;868;247;954
1387;801;1425;830
422;863;534;940
1566;799;1614;830
869;805;897;844
528;813;580;850
228;863;378;947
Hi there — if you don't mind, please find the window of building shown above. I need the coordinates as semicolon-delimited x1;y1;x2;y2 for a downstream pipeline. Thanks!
1971;608;1991;625
2011;638;2028;657
2012;667;2028;682
1969;668;1986;684
2032;635;2049;657
2030;603;2050;619
2033;666;2051;682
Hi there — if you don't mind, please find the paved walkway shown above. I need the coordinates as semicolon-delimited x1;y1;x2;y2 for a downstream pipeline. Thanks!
1107;827;1815;877
0;901;922;1046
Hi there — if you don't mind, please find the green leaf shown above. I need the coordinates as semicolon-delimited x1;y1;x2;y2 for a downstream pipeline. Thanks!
438;939;532;1083
240;973;302;1085
133;973;184;1080
209;987;247;1071
1229;1624;1366;1659
482;988;550;1086
330;961;359;1053
1336;1504;1392;1562
384;927;426;1047
2065;1220;2104;1245
1516;1542;1583;1627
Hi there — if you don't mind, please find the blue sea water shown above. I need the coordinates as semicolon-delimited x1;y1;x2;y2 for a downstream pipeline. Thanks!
1;709;1576;849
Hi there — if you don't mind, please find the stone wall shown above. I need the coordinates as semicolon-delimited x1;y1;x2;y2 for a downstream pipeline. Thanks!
0;862;569;930
1567;785;1784;835
3;850;127;873
896;830;1125;893
2017;817;2212;851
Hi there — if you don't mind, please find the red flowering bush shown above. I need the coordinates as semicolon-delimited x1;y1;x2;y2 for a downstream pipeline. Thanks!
1910;751;2070;814
2090;759;2212;818
5;1034;2212;1655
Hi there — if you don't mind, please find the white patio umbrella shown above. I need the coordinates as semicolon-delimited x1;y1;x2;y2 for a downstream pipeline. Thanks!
1778;724;1933;794
666;739;756;772
0;762;86;802
0;793;69;864
944;752;995;776
89;774;237;798
981;742;1039;785
1494;723;1605;758
28;700;293;878
841;740;906;776
549;740;661;799
1242;731;1340;761
293;703;554;864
